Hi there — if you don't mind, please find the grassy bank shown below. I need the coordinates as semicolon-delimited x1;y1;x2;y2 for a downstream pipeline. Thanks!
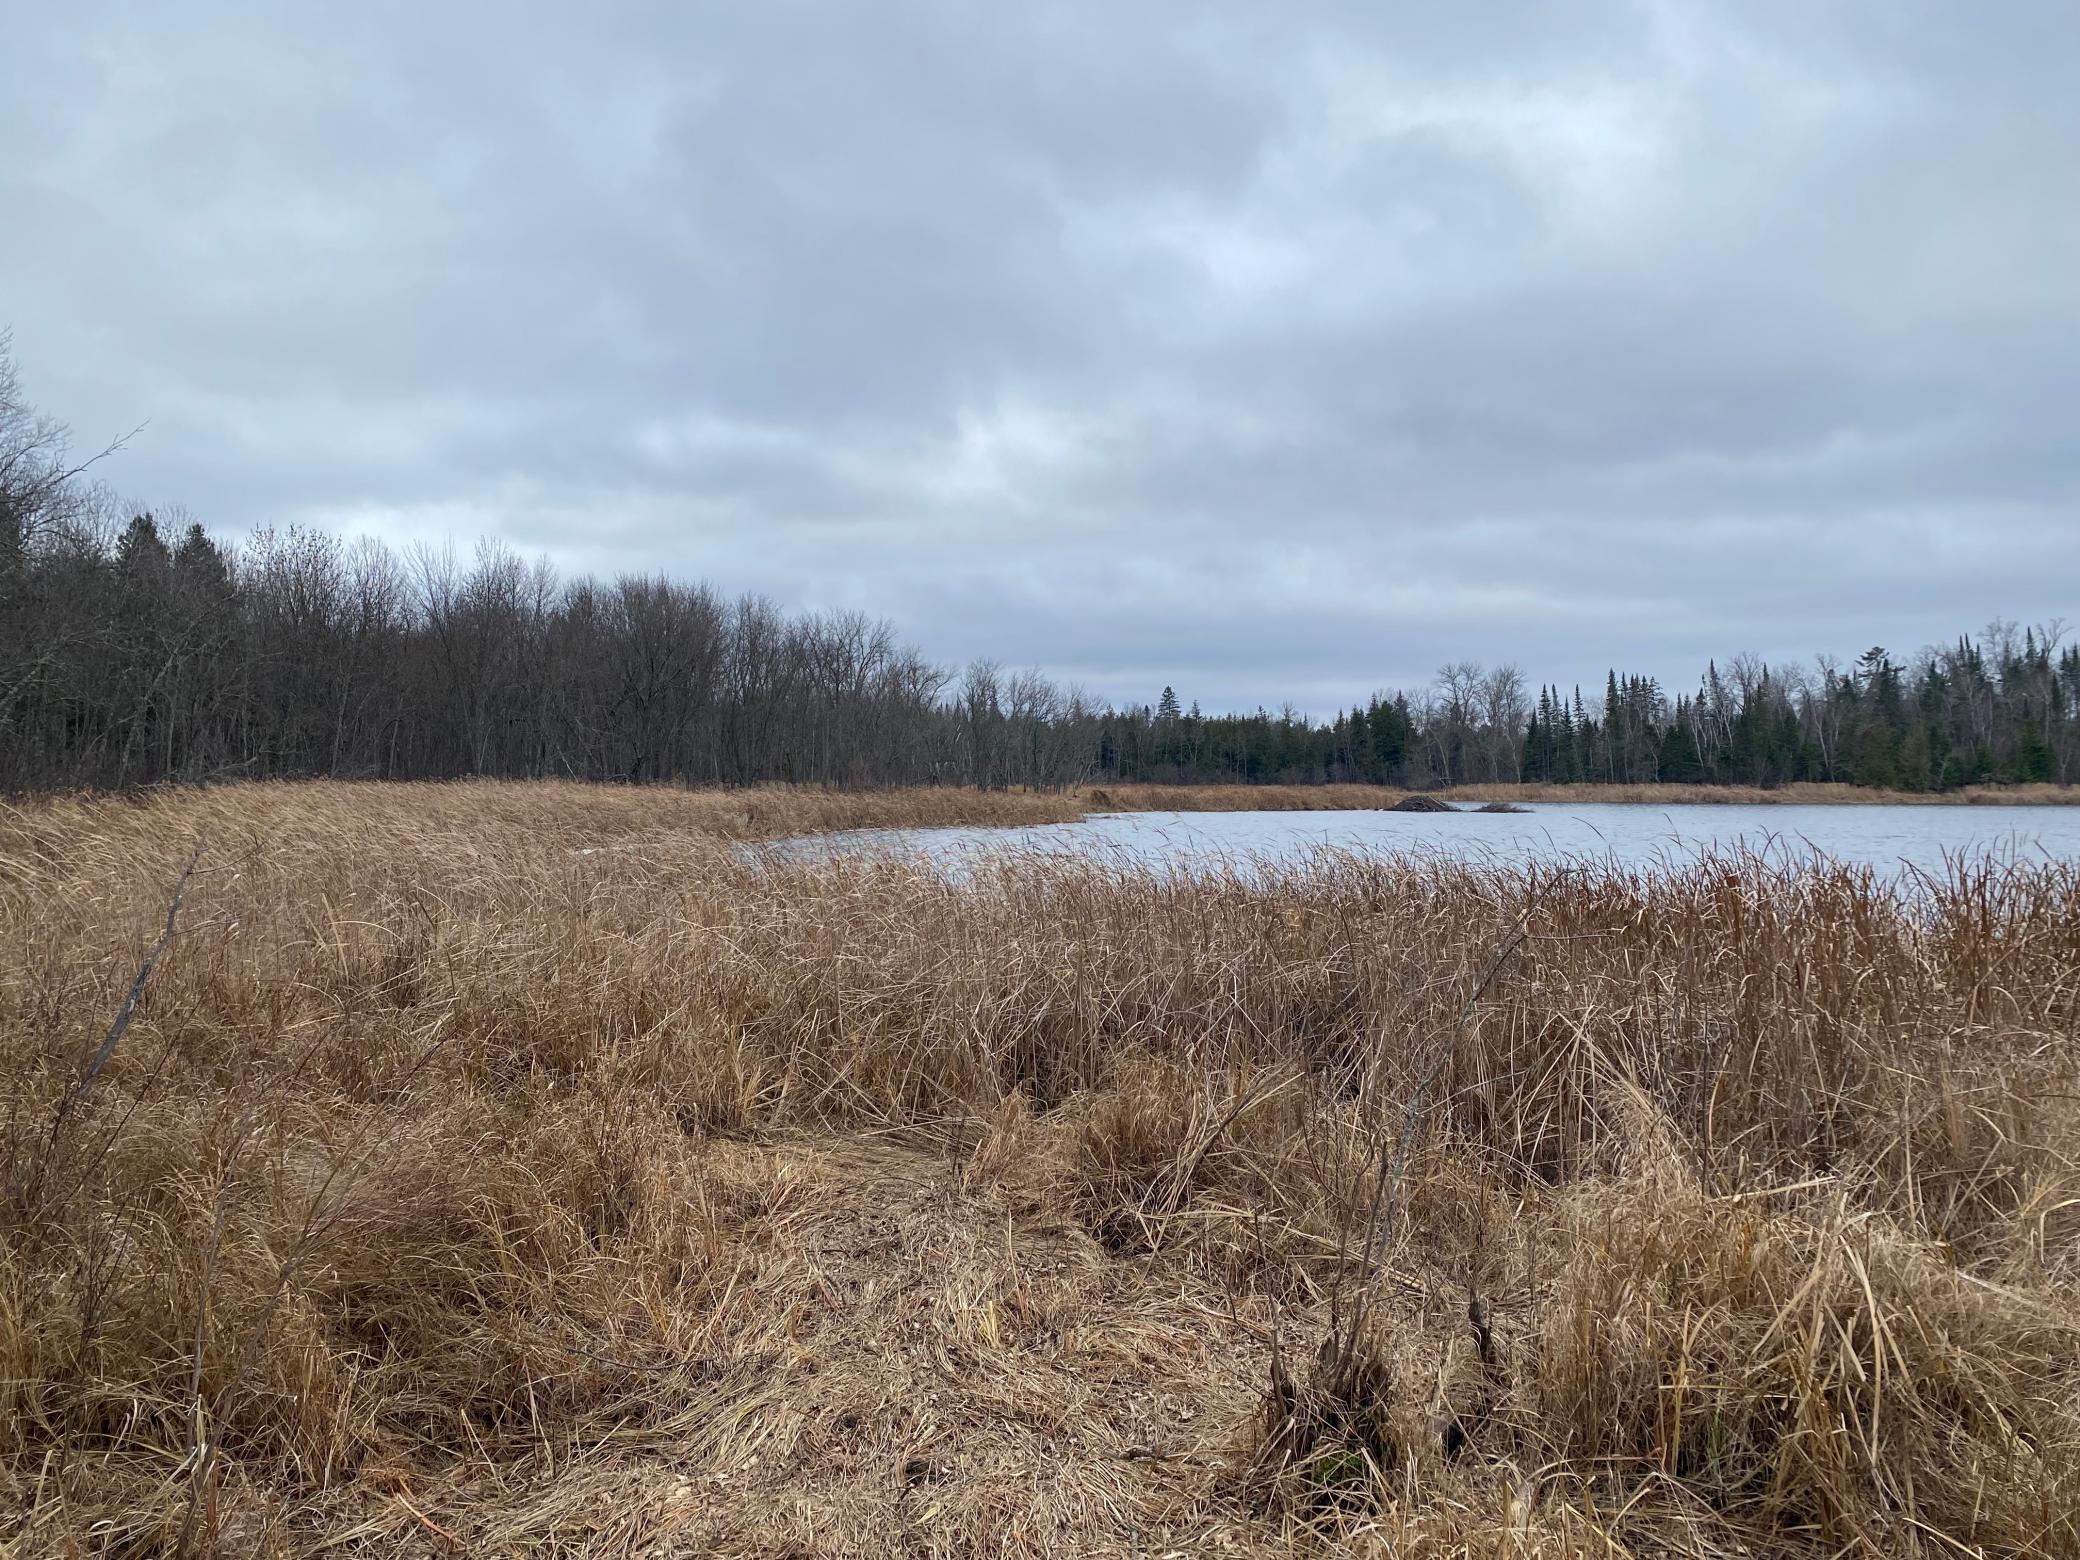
5;783;2080;1555
3;779;1086;856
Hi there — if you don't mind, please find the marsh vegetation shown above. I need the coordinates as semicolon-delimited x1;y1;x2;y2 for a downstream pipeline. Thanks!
4;782;2079;1555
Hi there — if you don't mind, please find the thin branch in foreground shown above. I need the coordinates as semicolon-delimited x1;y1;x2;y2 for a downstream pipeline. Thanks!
49;840;206;1145
31;840;206;1215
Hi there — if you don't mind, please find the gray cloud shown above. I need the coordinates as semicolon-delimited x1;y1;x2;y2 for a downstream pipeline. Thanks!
5;0;2075;711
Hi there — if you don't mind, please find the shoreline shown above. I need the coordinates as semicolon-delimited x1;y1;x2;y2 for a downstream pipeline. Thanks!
1079;780;2080;812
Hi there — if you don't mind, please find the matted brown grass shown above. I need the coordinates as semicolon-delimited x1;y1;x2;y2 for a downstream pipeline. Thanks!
3;781;2079;1556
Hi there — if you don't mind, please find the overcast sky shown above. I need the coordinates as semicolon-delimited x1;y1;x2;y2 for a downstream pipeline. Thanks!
5;2;2076;713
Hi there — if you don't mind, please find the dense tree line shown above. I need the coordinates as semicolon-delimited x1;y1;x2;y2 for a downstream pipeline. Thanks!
2;510;1091;790
1092;636;2079;791
4;343;2075;793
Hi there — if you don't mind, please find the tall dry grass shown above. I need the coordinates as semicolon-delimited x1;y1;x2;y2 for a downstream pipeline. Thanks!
3;781;2079;1556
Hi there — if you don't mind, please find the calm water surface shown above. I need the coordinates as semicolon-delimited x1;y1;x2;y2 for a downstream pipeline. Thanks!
780;804;2080;878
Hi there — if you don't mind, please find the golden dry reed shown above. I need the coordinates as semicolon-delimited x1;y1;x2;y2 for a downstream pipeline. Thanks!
3;781;2079;1557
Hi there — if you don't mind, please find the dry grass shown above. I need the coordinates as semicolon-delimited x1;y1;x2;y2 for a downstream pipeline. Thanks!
4;781;2080;1556
1085;783;1426;812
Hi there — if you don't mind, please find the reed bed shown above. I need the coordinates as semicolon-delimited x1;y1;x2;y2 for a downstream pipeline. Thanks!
3;782;2079;1556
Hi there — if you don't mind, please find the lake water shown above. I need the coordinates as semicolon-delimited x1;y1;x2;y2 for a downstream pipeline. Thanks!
779;804;2080;879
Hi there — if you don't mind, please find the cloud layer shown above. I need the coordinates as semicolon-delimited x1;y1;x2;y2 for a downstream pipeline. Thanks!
7;1;2076;710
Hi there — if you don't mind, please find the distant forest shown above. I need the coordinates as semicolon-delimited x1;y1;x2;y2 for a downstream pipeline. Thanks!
5;343;2077;794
